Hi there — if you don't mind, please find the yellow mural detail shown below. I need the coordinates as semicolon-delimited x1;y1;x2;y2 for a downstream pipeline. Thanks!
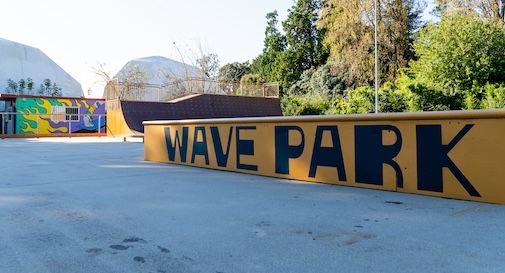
59;99;72;106
35;99;52;114
21;120;37;134
16;99;69;134
19;114;68;134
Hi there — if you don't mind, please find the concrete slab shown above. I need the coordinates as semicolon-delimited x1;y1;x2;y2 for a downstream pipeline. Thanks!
0;137;504;273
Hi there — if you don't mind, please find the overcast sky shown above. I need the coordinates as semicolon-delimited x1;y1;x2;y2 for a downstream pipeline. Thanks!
0;0;435;97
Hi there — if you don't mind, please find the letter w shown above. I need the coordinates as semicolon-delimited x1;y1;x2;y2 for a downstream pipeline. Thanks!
164;127;188;162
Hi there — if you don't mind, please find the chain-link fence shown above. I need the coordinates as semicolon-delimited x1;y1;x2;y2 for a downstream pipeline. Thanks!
105;79;279;102
0;113;106;135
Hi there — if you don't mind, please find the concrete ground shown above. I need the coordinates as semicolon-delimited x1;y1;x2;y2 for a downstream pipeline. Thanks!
0;137;504;273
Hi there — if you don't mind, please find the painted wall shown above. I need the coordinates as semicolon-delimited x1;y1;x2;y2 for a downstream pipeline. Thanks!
15;97;106;135
144;111;505;204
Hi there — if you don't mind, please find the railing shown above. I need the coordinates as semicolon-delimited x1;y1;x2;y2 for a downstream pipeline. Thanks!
0;113;106;136
104;79;280;102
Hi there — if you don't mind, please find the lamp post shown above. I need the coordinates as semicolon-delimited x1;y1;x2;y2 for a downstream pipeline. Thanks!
374;0;379;114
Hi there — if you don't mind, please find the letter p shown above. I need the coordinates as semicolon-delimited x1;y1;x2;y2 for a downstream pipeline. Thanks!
275;126;305;174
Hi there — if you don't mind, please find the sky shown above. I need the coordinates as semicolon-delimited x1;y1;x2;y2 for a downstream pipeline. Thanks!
0;0;435;98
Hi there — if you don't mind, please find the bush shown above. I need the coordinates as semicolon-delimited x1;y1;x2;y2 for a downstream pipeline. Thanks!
288;62;349;98
281;95;330;116
240;73;265;85
410;14;505;92
480;83;505;109
379;82;409;113
338;86;375;114
393;73;463;111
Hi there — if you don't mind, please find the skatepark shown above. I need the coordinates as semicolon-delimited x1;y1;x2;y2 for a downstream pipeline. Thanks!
2;0;505;271
1;137;505;273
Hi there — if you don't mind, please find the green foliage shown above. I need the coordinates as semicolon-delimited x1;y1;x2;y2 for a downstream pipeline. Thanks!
240;73;265;85
333;87;375;114
435;0;505;23
281;95;330;115
283;82;411;116
318;0;423;87
26;78;34;91
18;79;26;94
258;1;505;116
392;74;457;111
51;82;62;97
5;79;18;94
379;82;410;113
410;14;505;91
288;62;348;98
252;0;327;93
251;11;286;84
37;79;62;97
4;78;38;95
218;62;251;83
477;83;505;108
328;85;410;114
282;0;328;72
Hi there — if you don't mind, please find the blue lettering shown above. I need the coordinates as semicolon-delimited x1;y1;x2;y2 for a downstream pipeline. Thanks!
164;127;188;162
309;126;346;181
355;125;403;187
211;126;233;167
236;126;257;171
275;126;305;174
416;124;480;197
191;126;209;165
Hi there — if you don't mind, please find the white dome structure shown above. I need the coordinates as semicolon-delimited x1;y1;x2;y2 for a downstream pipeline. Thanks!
0;38;83;97
116;56;203;85
112;56;224;101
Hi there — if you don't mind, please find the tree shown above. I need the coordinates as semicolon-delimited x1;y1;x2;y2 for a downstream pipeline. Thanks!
252;10;287;85
5;79;18;94
196;53;220;79
92;62;114;83
5;78;40;95
38;79;52;96
436;0;505;22
26;78;34;94
36;79;63;97
287;62;349;98
115;64;148;100
318;0;424;87
218;62;251;83
237;73;266;96
51;82;62;96
94;62;146;100
18;79;26;94
409;14;505;92
282;0;328;72
218;62;251;94
253;1;328;93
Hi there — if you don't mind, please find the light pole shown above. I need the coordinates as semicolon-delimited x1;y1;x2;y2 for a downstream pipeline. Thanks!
374;0;379;114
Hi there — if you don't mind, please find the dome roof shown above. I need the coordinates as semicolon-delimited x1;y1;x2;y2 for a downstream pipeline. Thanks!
0;38;83;97
116;56;204;85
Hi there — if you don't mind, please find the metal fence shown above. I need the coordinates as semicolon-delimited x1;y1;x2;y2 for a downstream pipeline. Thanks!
104;79;279;102
0;113;106;135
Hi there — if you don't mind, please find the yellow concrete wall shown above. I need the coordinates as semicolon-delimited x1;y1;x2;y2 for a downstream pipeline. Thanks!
143;110;505;204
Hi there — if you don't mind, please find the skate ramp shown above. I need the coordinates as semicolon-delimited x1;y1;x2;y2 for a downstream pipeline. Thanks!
106;94;281;136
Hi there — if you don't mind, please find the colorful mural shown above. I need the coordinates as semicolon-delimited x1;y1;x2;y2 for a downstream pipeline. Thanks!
15;97;106;135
